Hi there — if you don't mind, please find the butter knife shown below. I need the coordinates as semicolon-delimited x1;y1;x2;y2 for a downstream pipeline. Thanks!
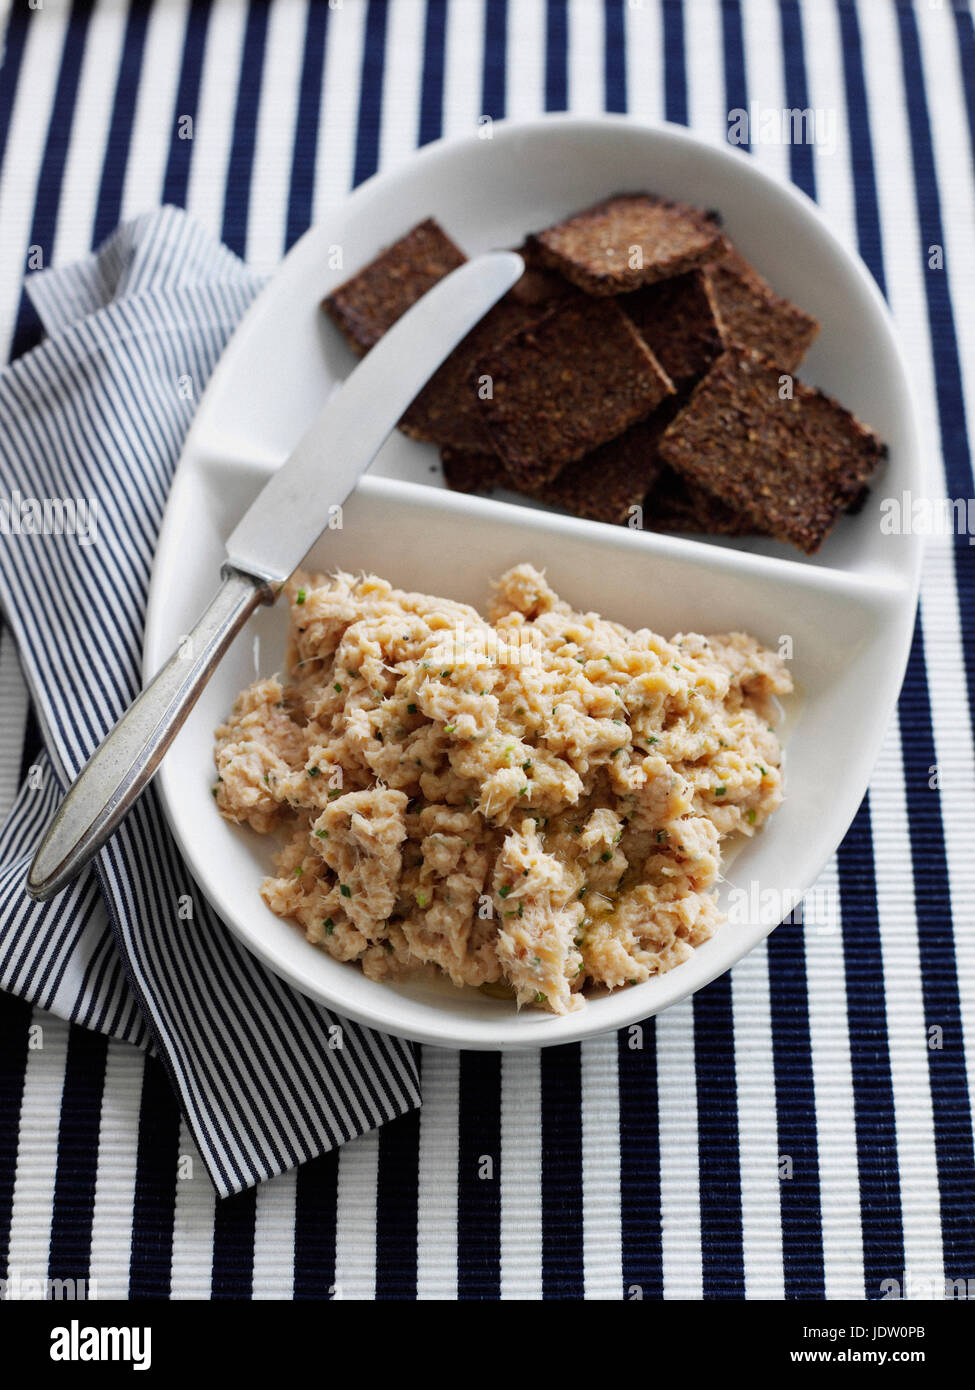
27;250;523;900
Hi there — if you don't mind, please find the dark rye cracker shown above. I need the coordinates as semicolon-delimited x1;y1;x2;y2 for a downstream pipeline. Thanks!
443;417;667;526
621;269;725;389
658;346;885;553
530;193;723;296
477;297;675;485
644;466;762;537
705;241;819;373
506;240;579;308
399;297;541;448
322;218;466;355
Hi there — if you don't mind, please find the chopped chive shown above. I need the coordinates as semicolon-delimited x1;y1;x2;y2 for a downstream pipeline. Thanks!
339;884;351;898
307;765;320;777
323;918;334;936
714;785;726;796
295;588;306;605
498;885;512;899
334;682;342;693
315;828;329;839
407;703;417;715
747;809;757;825
600;850;612;862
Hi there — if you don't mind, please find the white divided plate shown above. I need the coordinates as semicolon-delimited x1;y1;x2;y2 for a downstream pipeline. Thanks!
144;115;924;1051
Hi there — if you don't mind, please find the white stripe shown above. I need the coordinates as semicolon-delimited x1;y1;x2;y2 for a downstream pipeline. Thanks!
580;1033;622;1298
869;719;945;1290
184;0;250;237
740;0;788;184
684;0;726;139
499;1050;542;1298
415;1047;459;1299
4;1010;69;1290
245;0;307;270
378;0;425;172
442;0;485;137
87;1042;145;1300
803;860;865;1299
169;1119;217;1298
623;0;663;124
567;0;604;115
333;1128;379;1300
730;942;785;1299
312;0;368;218
0;2;70;358
0;625;28;819
861;0;975;1274
504;0;545;122
657;1000;703;1299
251;1168;298;1298
798;0;855;250
50;0;128;265
913;0;975;1111
120;0;190;219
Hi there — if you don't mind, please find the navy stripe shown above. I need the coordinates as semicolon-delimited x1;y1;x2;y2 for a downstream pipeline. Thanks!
836;0;886;295
778;0;815;196
293;1152;339;1299
211;1186;257;1298
17;707;42;786
662;0;687;126
285;0;330;250
541;1044;583;1299
11;0;95;364
617;1019;663;1300
693;976;745;1298
0;993;32;1280
546;0;568;112
0;0;30;182
604;0;626;114
351;0;389;190
835;802;905;1298
161;0;212;209
92;0;151;246
375;1104;421;1300
766;924;826;1299
456;1052;501;1299
720;0;748;151
221;0;272;257
768;0;826;1301
953;3;975;174
128;1054;180;1300
47;1025;107;1292
482;0;507;120
418;0;446;148
892;1;975;1283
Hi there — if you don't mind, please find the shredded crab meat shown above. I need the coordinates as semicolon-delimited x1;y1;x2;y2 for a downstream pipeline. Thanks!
213;564;791;1014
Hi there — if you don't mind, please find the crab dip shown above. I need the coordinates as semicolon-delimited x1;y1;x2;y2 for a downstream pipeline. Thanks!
213;565;791;1014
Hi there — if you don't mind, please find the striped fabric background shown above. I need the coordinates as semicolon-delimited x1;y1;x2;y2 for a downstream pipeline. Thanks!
0;0;973;1300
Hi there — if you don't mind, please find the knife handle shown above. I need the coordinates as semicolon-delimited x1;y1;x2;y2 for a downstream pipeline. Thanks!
26;565;274;901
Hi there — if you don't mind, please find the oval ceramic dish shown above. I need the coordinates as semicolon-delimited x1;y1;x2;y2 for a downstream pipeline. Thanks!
144;115;923;1050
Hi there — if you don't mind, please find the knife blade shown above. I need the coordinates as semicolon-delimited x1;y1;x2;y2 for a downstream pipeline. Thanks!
26;249;524;900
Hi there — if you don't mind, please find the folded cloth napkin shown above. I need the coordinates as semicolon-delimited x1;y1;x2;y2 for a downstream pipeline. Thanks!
0;208;421;1198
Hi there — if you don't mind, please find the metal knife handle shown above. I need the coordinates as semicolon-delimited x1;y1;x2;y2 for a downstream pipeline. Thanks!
26;566;273;901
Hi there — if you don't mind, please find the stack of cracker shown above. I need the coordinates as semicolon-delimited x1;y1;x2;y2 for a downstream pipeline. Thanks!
322;196;885;554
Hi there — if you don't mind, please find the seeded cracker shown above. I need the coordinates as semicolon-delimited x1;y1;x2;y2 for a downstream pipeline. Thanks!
322;218;466;355
621;269;726;389
658;346;885;553
530;193;723;295
705;241;819;373
477;297;675;484
645;466;762;537
443;417;665;525
400;297;542;448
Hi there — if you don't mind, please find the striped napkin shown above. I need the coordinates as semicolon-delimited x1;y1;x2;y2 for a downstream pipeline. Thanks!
0;207;421;1199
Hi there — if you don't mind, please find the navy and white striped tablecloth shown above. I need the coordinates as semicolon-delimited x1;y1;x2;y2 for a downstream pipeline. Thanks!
1;0;973;1300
